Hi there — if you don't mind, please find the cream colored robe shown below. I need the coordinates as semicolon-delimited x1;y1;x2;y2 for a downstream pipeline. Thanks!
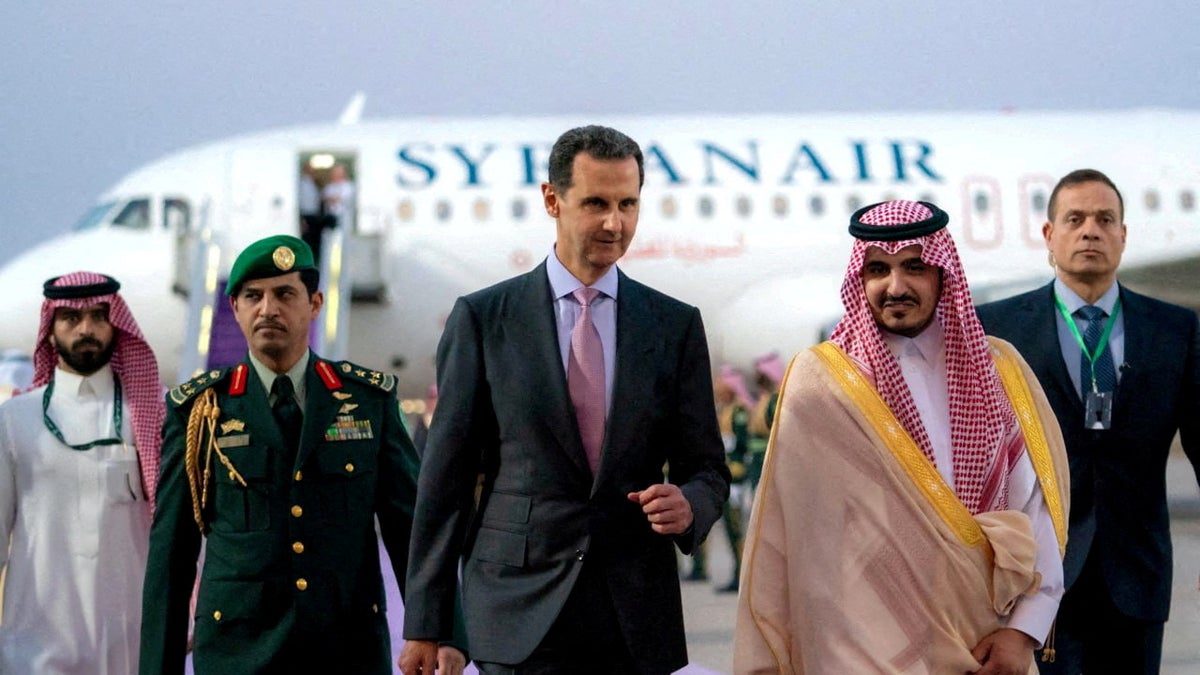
734;339;1069;675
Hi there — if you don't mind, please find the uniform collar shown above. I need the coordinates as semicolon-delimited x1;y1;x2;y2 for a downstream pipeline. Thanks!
249;350;310;404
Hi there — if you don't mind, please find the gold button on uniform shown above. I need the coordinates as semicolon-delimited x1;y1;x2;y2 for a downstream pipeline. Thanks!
344;463;355;473
294;470;303;481
296;578;308;591
291;505;303;518
372;604;379;613
213;611;222;621
292;541;305;554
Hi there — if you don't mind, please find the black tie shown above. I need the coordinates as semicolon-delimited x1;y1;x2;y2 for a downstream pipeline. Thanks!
272;375;302;454
1076;305;1117;397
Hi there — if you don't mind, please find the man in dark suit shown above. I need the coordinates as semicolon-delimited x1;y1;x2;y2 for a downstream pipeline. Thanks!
977;169;1200;674
140;235;465;674
400;125;731;675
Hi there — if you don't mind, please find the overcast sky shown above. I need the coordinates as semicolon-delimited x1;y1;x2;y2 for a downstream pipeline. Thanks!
2;1;1196;258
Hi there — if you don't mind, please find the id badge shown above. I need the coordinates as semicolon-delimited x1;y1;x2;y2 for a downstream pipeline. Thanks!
1085;391;1113;430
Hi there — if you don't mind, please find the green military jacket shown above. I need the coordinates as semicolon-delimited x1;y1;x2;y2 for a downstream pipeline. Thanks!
139;353;463;674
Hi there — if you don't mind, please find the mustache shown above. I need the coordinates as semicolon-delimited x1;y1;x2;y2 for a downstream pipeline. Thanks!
882;294;919;305
71;336;104;350
254;320;287;332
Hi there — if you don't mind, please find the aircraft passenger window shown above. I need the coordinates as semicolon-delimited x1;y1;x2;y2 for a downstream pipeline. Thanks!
1144;190;1160;211
398;200;415;222
511;199;527;220
736;195;752;218
698;196;714;218
1031;192;1047;214
473;199;490;221
773;195;788;217
112;199;151;230
71;202;117;231
1181;190;1195;212
974;192;990;213
163;198;191;232
436;200;453;221
809;195;824;217
846;196;862;213
661;196;678;218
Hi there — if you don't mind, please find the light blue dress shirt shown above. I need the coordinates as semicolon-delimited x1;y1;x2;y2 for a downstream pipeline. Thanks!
1053;277;1125;396
545;247;618;416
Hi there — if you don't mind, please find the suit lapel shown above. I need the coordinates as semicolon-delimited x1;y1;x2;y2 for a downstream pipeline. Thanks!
297;356;340;471
596;272;659;488
1113;285;1144;419
1031;283;1087;412
506;264;592;476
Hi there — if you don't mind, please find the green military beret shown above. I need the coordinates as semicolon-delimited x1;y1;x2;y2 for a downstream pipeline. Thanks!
226;234;316;295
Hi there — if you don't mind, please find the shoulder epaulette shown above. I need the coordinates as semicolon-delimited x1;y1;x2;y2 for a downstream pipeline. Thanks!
334;360;396;393
168;367;232;407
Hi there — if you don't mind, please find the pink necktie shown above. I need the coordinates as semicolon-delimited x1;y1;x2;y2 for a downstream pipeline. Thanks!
568;288;605;474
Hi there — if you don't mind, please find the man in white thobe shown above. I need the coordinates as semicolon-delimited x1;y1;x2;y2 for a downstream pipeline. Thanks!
0;271;163;674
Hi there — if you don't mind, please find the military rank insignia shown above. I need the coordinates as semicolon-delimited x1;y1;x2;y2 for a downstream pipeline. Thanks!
325;415;373;441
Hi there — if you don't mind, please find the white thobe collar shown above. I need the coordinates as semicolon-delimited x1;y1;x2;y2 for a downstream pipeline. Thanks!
53;364;114;401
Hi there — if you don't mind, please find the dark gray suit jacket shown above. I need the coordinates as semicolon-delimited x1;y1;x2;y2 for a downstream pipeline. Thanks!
403;262;730;672
977;282;1200;621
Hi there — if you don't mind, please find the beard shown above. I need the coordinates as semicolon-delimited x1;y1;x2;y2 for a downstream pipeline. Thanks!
57;336;115;375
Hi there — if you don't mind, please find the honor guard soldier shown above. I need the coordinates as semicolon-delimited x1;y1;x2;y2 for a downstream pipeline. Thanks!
139;235;466;674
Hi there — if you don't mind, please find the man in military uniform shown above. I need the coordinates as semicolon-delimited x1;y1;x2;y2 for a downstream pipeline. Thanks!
139;235;465;674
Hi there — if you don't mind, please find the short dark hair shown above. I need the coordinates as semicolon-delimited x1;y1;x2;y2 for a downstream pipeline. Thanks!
547;125;644;193
228;268;320;299
1047;168;1124;222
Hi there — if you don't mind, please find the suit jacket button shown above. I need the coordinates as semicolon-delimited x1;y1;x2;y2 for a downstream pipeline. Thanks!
213;611;222;621
296;578;308;591
575;549;585;561
291;505;303;518
372;604;379;613
292;541;305;554
294;470;303;481
344;463;355;473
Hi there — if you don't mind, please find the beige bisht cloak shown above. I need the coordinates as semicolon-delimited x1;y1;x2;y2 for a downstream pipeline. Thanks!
734;338;1069;675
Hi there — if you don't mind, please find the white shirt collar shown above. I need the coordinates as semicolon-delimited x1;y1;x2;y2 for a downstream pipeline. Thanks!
1054;277;1119;315
546;245;620;301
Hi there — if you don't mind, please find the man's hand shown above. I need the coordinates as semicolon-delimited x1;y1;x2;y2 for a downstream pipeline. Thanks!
398;639;438;674
627;483;694;535
436;645;466;675
970;627;1037;675
399;641;466;674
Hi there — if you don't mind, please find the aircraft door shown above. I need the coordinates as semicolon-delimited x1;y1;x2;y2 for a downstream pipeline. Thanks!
167;197;194;296
298;151;382;299
959;177;1003;250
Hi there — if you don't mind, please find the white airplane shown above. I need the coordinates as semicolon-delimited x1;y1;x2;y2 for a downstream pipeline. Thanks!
1;105;1198;405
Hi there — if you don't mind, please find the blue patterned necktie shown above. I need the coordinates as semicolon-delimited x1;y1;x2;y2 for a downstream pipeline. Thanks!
1076;305;1116;397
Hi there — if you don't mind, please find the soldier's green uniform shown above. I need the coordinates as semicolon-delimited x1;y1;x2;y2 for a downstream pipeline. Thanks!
139;235;464;674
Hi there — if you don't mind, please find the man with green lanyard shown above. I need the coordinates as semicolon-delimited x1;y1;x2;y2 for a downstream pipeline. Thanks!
0;271;164;673
978;168;1200;673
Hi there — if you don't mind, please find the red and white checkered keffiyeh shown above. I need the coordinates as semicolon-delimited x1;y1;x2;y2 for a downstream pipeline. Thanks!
30;271;164;508
828;201;1025;513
